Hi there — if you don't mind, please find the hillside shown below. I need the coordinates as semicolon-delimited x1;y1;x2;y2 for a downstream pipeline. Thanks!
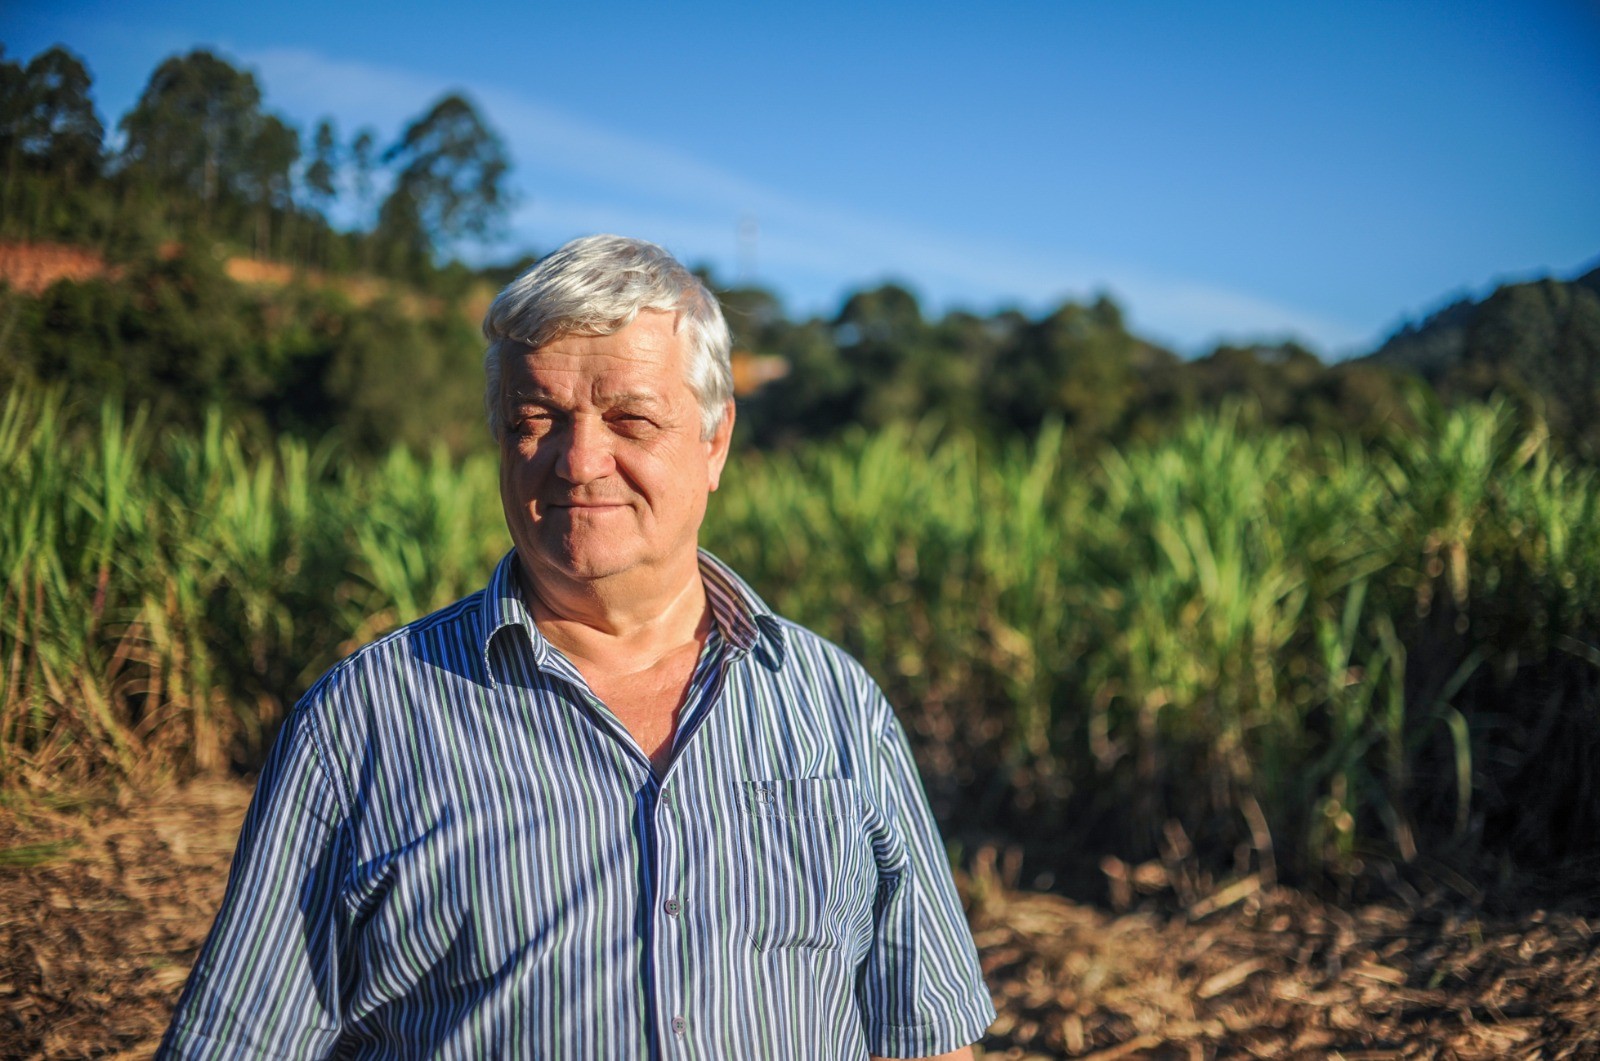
0;241;494;456
1366;262;1600;455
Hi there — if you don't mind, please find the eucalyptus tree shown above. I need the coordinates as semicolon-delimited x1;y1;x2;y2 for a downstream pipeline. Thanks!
304;118;339;209
349;127;377;218
6;46;104;180
118;49;298;242
240;114;300;256
375;93;511;276
0;45;105;236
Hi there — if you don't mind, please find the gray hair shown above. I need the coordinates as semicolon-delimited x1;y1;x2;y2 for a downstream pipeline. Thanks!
482;234;734;440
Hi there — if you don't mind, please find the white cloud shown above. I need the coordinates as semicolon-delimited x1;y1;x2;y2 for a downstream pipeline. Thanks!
244;45;1362;352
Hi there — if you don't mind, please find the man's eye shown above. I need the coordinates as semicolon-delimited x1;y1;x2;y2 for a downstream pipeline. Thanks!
510;414;554;436
611;415;659;436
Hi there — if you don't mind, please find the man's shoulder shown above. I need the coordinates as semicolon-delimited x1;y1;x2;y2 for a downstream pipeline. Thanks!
769;614;869;675
750;613;893;728
298;588;491;711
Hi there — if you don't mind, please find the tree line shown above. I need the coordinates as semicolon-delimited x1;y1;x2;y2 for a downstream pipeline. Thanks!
1;43;510;281
2;41;1596;462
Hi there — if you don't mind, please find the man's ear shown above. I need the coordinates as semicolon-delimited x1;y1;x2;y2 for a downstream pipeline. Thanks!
707;401;736;491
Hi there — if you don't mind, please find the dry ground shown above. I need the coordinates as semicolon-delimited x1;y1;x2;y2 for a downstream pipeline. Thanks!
1;782;1596;1060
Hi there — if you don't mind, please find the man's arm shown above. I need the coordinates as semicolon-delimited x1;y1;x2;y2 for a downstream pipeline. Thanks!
855;678;995;1058
158;703;349;1057
871;1048;977;1061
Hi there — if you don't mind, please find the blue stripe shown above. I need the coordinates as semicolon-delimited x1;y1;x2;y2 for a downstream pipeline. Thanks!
160;550;994;1059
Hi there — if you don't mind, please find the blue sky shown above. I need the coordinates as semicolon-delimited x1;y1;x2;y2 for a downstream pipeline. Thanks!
7;0;1599;354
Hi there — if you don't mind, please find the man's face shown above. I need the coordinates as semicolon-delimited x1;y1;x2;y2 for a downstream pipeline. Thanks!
497;309;734;588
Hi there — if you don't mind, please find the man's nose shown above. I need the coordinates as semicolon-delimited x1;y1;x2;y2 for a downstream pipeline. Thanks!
555;416;615;483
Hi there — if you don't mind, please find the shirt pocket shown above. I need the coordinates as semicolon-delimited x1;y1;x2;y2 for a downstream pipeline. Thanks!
734;778;874;952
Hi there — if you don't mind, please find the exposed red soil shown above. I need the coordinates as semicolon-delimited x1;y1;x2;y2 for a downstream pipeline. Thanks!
0;241;787;396
0;242;113;295
2;782;1595;1060
0;240;440;313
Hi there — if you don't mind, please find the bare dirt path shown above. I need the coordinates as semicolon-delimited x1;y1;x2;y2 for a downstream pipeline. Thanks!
2;782;1596;1060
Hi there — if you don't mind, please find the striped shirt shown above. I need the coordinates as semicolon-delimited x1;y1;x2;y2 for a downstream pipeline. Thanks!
160;550;994;1059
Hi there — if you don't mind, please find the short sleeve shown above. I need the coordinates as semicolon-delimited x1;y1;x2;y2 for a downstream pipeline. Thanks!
856;689;996;1058
158;703;350;1059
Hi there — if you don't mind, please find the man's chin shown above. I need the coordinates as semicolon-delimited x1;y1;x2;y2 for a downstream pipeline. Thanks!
525;537;644;583
560;557;636;582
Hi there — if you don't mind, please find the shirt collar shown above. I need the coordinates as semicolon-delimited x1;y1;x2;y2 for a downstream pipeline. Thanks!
480;548;786;687
481;550;543;683
695;548;785;659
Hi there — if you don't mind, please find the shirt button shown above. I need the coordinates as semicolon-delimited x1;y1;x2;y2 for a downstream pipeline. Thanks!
664;897;681;916
671;1016;686;1038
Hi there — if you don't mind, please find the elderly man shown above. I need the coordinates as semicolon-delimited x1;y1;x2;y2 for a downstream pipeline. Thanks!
160;235;994;1059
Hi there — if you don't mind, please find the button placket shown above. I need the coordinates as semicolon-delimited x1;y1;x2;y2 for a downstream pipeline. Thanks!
652;786;688;1055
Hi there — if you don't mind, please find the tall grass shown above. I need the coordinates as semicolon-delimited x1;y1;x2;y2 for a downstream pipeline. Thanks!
0;387;504;785
706;401;1600;885
4;384;1597;886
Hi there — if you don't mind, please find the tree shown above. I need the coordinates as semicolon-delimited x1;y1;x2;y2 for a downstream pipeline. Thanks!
0;48;30;227
349;126;377;218
118;50;267;219
1368;272;1600;457
0;47;23;136
371;191;431;278
990;295;1146;437
304;118;339;209
240;115;300;256
836;283;924;348
378;94;511;264
0;46;106;239
8;46;104;180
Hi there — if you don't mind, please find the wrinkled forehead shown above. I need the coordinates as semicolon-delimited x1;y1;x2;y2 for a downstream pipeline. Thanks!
497;314;693;403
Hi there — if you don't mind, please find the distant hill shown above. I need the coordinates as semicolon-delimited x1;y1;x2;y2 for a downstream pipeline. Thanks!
1365;262;1600;456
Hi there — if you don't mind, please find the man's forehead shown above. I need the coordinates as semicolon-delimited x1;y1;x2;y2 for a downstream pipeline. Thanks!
500;352;686;409
505;381;669;408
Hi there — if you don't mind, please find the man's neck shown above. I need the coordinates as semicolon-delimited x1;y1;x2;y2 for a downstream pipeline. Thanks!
518;553;712;676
